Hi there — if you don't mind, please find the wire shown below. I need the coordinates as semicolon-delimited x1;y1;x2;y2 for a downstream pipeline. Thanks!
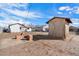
26;4;31;18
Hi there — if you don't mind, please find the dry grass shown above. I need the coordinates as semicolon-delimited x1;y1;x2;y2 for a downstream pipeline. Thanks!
0;32;79;56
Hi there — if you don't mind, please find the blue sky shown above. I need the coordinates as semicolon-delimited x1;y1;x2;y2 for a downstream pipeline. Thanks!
0;3;79;27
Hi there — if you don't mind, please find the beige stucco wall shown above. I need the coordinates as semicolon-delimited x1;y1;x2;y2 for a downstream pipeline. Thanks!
65;24;69;39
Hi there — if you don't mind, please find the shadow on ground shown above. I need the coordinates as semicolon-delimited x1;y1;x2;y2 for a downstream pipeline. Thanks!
76;32;79;35
33;35;64;41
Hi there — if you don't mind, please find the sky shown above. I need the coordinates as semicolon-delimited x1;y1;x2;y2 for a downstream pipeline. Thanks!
0;3;79;27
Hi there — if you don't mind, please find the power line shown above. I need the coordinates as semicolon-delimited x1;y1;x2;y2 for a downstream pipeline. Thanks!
26;4;31;18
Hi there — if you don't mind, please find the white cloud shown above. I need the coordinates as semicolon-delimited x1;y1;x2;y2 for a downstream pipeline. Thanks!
70;23;79;27
57;12;63;14
58;6;73;14
73;7;79;14
0;3;43;19
0;3;29;10
72;18;79;22
70;18;79;27
71;18;79;25
4;9;42;19
69;11;72;14
0;18;31;27
59;6;79;14
59;6;72;11
0;3;43;27
0;3;53;28
0;12;31;27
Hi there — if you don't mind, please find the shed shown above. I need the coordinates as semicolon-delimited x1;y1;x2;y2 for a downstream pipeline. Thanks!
47;17;72;39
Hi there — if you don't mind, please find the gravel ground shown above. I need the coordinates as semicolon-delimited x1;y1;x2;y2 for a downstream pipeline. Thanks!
0;32;79;56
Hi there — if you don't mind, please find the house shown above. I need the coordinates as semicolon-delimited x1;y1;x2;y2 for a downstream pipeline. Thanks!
42;25;49;32
47;17;72;39
9;23;26;32
8;23;31;32
33;25;43;32
0;26;3;33
3;28;9;32
33;25;48;32
26;28;32;32
69;26;79;32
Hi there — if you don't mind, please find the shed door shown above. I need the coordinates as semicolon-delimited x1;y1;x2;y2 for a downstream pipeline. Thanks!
53;22;65;38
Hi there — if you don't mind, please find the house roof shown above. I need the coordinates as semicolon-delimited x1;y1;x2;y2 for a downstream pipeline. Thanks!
9;23;28;28
46;17;72;24
9;23;33;28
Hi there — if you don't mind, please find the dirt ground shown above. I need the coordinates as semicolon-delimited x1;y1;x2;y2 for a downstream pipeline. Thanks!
0;32;79;56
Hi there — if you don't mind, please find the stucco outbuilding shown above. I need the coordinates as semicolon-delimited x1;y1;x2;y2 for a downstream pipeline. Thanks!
47;17;72;39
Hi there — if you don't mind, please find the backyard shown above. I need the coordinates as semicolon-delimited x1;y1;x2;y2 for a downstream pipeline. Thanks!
0;32;79;56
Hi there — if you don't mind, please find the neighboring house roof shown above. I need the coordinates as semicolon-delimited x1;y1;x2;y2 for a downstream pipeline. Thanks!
46;17;72;24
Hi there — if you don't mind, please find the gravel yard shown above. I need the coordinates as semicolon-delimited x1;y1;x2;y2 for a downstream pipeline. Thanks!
0;32;79;56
